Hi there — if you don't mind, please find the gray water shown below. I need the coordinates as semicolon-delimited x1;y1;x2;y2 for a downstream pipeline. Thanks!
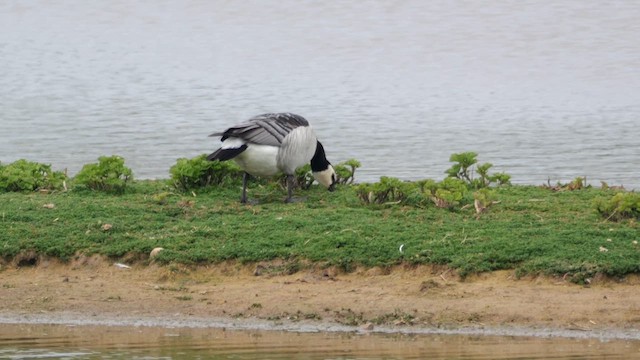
1;0;639;188
2;323;640;360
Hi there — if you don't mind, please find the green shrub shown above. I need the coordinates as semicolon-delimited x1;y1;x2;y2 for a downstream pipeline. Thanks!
445;152;478;183
354;152;509;210
476;162;511;188
445;152;511;188
334;159;361;185
355;176;471;209
354;176;415;205
427;177;468;208
74;155;132;194
170;155;242;191
0;159;66;192
490;172;512;186
594;192;640;221
473;188;498;214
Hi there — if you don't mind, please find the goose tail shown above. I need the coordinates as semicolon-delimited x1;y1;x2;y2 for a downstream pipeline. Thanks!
207;146;247;161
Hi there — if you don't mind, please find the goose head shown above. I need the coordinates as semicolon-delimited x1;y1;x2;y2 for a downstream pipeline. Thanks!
313;164;337;192
310;141;337;191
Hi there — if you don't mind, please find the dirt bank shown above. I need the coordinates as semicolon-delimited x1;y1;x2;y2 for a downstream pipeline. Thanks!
1;256;640;338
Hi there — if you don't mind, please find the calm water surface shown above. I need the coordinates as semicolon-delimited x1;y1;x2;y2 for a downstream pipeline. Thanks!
2;324;640;359
1;1;639;188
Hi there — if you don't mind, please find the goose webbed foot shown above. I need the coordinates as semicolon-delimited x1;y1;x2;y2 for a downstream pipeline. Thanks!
284;174;301;204
284;196;307;204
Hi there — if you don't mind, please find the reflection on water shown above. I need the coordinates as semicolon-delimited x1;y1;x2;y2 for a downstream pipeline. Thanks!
1;323;640;360
1;1;639;188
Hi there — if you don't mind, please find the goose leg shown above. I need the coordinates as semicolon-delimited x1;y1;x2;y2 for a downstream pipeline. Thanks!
284;175;307;203
241;172;249;204
285;174;294;203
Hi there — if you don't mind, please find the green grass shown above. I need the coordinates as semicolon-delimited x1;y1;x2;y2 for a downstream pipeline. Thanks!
0;181;638;282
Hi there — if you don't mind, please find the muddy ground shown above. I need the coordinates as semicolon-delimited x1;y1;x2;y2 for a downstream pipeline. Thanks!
1;256;640;338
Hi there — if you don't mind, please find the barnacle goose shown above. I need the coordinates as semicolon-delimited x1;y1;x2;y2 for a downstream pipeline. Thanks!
207;113;337;203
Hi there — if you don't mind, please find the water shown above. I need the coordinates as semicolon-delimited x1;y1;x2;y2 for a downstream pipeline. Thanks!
1;323;640;359
1;1;638;188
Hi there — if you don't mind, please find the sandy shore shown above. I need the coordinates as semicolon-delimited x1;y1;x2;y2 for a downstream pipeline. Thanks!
1;256;640;340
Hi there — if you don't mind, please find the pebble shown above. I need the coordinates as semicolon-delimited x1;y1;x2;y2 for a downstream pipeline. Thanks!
360;322;374;331
150;247;164;259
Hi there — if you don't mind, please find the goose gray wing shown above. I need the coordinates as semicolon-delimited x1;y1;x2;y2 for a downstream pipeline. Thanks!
210;113;310;147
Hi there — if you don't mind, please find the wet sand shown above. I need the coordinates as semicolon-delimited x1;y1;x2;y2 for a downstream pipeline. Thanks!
1;257;640;340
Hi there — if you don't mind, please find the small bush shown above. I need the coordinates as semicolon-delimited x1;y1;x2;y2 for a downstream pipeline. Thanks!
426;178;468;208
446;152;511;188
473;188;498;214
0;159;66;192
170;155;242;191
354;176;415;205
355;176;470;209
334;159;361;185
354;152;509;211
445;152;478;183
476;163;511;188
416;178;469;208
594;192;640;221
74;155;132;194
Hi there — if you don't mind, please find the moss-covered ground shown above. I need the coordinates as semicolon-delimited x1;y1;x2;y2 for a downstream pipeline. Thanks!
1;181;638;282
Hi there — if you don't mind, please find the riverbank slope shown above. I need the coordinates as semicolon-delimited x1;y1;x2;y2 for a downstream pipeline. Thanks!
2;258;639;339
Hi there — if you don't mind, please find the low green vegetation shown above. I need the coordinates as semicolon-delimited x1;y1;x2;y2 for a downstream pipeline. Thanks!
594;192;640;221
170;154;244;191
0;153;638;283
0;159;66;192
74;155;132;194
353;153;508;209
445;152;511;188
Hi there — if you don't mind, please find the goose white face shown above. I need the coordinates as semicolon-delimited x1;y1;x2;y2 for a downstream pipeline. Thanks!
313;165;337;191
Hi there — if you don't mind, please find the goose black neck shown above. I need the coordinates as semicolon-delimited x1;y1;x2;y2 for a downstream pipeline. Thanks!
310;141;331;172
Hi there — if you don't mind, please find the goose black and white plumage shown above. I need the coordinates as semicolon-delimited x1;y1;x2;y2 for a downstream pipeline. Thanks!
207;113;337;203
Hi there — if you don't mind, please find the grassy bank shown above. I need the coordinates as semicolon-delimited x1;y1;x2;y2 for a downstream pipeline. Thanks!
0;180;638;282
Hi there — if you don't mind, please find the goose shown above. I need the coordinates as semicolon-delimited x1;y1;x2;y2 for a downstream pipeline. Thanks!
207;113;337;203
